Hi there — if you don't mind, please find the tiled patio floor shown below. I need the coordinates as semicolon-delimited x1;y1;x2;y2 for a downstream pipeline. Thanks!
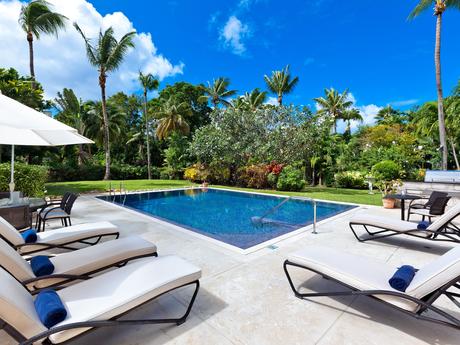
1;195;458;345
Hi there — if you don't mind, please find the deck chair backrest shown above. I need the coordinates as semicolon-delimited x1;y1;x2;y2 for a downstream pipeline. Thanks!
0;238;34;281
0;216;25;246
407;246;460;299
427;202;460;231
60;192;71;209
429;196;451;215
64;193;78;214
0;267;47;340
426;191;448;208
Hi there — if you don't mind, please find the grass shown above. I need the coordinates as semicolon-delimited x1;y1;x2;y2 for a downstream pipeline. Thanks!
46;179;382;206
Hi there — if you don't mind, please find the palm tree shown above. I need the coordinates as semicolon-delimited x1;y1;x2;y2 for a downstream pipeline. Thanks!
409;0;460;170
264;65;299;106
314;88;353;133
19;0;67;85
84;101;126;148
341;108;363;133
74;23;135;180
155;98;192;140
139;72;159;179
55;88;88;165
199;77;237;107
375;105;405;125
243;88;267;110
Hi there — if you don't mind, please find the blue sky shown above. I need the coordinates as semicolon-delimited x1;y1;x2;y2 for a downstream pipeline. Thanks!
88;0;460;110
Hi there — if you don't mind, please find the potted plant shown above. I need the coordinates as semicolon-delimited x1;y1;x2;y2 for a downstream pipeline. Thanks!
371;160;404;209
376;179;403;208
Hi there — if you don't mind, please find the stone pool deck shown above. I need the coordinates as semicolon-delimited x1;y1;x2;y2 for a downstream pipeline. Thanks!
1;195;458;345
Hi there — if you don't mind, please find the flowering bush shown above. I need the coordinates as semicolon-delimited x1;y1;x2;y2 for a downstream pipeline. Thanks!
276;166;305;191
183;163;209;182
266;161;284;175
235;164;269;189
334;171;367;189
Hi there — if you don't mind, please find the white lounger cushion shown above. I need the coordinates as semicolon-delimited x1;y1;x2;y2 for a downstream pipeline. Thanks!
0;216;27;246
287;246;460;311
20;221;119;254
49;255;201;343
350;214;430;238
34;236;157;289
0;236;35;281
0;268;47;340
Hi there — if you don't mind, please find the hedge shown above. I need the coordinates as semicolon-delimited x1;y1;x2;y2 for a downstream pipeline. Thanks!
0;163;48;197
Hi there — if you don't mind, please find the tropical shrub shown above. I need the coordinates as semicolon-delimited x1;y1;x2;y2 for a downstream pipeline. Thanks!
48;163;151;181
184;163;210;182
276;166;305;191
208;162;231;184
267;172;278;188
371;160;401;181
235;165;269;189
334;171;367;189
0;163;48;197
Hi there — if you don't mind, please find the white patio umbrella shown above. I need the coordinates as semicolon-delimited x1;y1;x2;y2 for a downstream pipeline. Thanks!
0;93;93;193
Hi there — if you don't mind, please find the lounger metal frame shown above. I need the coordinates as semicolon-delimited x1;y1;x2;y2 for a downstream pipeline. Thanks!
1;251;158;294
1;280;200;345
283;260;460;330
0;232;120;255
349;216;460;243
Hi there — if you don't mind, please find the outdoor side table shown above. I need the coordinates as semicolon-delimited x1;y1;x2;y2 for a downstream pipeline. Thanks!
384;194;421;221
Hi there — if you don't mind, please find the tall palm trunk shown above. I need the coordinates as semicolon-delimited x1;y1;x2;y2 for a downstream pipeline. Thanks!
27;32;36;88
449;138;460;170
435;13;448;170
278;93;283;106
78;144;83;166
144;90;152;180
99;72;111;180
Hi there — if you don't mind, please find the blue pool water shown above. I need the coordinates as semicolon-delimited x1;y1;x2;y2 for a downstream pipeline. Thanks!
99;189;355;249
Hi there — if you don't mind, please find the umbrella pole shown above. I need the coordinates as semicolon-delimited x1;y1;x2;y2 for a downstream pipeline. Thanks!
9;144;15;194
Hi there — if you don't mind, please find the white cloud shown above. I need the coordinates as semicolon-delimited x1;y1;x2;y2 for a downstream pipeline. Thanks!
389;99;419;107
265;96;278;105
0;0;184;100
220;16;250;56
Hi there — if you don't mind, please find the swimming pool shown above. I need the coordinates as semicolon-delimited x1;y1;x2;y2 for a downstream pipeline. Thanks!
99;188;355;250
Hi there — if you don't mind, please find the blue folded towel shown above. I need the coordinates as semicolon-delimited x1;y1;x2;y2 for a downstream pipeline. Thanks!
389;265;416;292
34;290;67;328
417;221;431;230
21;228;37;243
30;256;55;277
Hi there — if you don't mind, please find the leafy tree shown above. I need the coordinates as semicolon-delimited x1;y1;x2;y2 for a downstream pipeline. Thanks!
341;108;363;134
264;65;299;106
375;106;407;125
314;88;353;133
0;68;46;110
54;88;88;165
199;77;237;108
156;82;211;132
84;100;126;149
74;23;135;180
19;0;67;85
409;0;460;170
139;72;159;179
155;98;192;140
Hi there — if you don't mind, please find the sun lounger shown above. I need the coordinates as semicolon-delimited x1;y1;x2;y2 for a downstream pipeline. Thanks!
0;255;201;344
349;203;460;243
0;217;119;254
283;246;460;329
0;235;157;292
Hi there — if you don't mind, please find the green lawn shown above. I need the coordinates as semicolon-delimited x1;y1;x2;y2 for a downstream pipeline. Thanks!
46;179;382;206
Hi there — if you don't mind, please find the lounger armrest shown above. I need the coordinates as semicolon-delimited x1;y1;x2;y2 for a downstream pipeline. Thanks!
23;274;91;289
